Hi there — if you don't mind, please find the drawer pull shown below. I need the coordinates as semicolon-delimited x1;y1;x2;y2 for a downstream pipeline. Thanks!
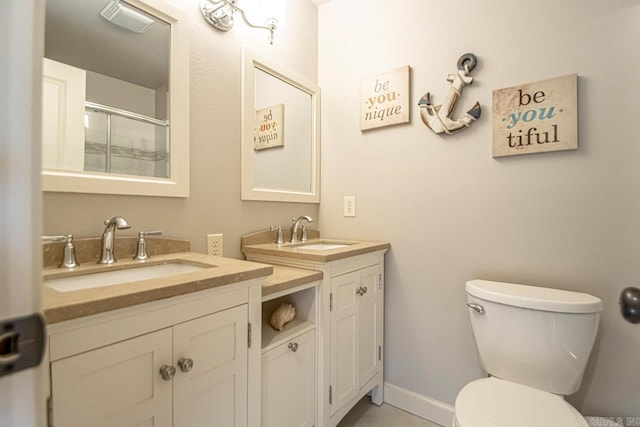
288;342;299;352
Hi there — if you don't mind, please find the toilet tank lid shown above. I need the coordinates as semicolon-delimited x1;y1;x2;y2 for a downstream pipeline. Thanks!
466;280;602;313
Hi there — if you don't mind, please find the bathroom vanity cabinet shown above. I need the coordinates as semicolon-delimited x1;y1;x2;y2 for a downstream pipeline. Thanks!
244;244;388;427
45;275;264;427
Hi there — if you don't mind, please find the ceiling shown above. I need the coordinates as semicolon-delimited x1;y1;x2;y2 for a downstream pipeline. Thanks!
45;0;170;90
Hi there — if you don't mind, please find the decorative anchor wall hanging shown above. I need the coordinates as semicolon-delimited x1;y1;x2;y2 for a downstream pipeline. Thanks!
418;53;481;135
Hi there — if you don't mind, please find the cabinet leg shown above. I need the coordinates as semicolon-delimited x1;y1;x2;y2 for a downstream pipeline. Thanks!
370;383;384;406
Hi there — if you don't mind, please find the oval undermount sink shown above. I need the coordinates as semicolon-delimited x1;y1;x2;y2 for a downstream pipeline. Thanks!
44;262;209;293
296;243;350;250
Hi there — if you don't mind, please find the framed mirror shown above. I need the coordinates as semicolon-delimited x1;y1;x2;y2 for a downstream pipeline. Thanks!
42;0;190;197
241;49;320;203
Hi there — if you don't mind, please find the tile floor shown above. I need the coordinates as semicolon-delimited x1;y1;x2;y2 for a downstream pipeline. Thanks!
337;397;443;427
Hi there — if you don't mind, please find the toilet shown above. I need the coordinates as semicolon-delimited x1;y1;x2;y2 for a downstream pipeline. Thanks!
453;279;602;427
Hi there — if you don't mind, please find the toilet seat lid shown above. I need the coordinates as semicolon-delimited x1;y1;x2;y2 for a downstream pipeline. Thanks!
454;377;589;427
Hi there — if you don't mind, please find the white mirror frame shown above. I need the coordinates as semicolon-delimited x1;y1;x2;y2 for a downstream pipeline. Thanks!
42;0;190;197
241;49;320;203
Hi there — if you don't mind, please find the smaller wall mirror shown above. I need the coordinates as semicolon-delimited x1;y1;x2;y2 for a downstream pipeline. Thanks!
241;49;320;203
42;0;190;197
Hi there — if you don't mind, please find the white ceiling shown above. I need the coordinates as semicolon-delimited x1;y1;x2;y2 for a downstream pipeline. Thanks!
45;0;170;90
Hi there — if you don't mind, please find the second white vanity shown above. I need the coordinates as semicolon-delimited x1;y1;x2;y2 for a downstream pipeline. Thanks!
242;232;390;427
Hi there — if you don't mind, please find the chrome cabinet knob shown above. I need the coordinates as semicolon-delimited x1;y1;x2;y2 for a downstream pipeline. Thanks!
356;288;362;296
159;365;176;381
178;357;194;373
288;342;299;352
361;286;367;295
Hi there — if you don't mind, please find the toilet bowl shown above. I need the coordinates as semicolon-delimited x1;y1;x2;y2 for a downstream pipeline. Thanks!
453;280;602;427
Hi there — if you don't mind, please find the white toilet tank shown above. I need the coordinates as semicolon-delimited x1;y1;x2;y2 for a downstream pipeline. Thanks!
466;280;602;395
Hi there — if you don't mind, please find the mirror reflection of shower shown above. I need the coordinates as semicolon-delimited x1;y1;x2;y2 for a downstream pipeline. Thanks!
84;103;169;178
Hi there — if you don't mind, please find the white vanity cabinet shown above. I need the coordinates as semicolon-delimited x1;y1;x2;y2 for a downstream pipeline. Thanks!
244;248;388;427
46;281;262;427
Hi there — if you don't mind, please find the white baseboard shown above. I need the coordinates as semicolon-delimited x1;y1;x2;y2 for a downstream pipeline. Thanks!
383;382;454;427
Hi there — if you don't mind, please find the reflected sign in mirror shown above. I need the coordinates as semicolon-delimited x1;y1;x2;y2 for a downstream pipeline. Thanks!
241;49;320;203
42;0;190;197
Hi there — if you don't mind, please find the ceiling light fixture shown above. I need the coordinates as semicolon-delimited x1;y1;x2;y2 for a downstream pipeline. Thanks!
199;0;285;45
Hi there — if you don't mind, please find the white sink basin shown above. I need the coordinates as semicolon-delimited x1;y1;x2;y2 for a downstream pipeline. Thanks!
45;262;208;293
297;243;350;251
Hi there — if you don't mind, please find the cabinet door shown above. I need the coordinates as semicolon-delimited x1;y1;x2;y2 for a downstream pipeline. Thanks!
51;328;173;427
173;304;249;427
358;265;381;387
330;270;359;415
262;330;315;427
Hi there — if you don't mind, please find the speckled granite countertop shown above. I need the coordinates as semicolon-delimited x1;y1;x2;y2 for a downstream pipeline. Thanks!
43;252;272;324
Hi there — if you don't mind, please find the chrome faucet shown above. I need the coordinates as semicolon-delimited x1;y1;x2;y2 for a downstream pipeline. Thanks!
290;215;313;244
98;216;131;264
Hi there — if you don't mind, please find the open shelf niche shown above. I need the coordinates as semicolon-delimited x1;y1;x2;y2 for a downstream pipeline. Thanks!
261;285;317;353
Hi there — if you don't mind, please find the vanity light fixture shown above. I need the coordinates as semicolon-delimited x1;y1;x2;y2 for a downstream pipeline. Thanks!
199;0;285;45
100;0;156;34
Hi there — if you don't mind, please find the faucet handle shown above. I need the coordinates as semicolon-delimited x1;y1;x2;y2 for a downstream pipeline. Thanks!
133;230;162;261
270;225;284;245
42;234;68;243
301;224;308;242
42;234;79;268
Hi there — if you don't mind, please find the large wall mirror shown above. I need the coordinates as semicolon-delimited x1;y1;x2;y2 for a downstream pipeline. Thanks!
42;0;190;197
241;49;320;203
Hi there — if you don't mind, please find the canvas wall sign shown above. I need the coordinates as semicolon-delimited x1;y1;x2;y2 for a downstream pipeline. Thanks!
254;103;284;151
492;74;578;157
359;66;410;131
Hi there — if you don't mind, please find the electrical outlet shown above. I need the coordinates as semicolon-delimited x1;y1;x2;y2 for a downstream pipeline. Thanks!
344;196;356;217
207;233;224;256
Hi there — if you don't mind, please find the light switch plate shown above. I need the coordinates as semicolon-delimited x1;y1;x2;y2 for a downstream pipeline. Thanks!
344;196;356;217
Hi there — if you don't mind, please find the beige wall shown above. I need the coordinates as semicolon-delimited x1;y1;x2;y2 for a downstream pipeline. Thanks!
43;0;319;258
318;0;640;418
